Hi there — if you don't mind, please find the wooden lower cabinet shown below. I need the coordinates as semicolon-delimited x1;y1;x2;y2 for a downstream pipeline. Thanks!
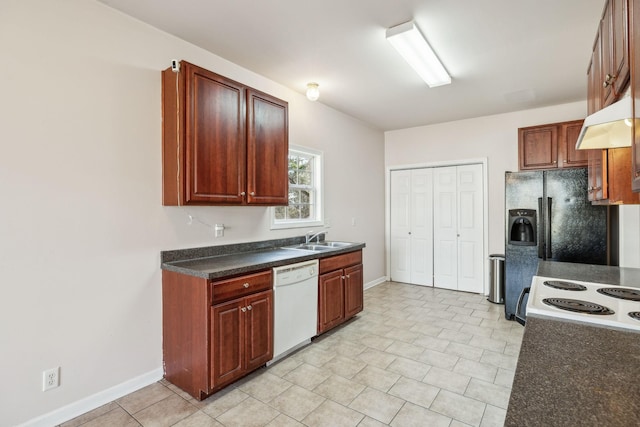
162;269;273;400
318;251;364;334
211;290;273;390
318;270;345;333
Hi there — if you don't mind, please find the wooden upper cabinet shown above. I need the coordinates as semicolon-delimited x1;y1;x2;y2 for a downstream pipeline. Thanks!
187;64;245;204
601;0;630;107
560;121;589;167
246;89;289;205
587;35;603;116
631;0;640;191
585;0;639;202
518;125;558;170
591;148;639;204
162;61;288;206
518;120;587;170
588;149;608;201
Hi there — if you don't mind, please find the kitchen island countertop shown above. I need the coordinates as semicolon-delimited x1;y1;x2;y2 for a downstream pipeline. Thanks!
505;261;640;426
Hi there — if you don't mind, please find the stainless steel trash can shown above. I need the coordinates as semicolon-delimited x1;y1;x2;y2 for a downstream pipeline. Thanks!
488;254;505;304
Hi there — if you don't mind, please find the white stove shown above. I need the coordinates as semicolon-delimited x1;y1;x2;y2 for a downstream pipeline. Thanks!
526;276;640;332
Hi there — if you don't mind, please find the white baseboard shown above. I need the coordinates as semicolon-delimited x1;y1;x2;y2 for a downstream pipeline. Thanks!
18;368;164;427
364;276;387;290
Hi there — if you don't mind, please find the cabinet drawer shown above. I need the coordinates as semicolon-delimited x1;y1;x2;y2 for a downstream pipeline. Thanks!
319;251;362;274
211;270;272;304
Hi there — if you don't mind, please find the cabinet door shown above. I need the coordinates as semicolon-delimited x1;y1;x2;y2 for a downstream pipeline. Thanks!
211;299;244;389
560;121;589;168
588;149;608;201
244;290;273;371
185;63;246;204
344;264;363;319
518;126;558;170
587;38;602;116
606;148;639;203
602;0;630;107
318;270;345;334
246;89;288;205
631;0;640;191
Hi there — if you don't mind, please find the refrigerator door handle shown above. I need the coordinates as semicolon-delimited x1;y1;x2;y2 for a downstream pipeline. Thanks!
546;197;552;259
537;198;544;259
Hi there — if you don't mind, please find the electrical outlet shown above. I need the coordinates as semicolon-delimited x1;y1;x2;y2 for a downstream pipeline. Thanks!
43;367;60;391
214;224;225;238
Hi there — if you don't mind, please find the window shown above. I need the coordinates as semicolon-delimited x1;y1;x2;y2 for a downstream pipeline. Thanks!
271;145;323;229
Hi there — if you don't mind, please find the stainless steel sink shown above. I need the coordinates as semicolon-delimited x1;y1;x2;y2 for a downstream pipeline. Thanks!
282;244;334;252
317;241;353;248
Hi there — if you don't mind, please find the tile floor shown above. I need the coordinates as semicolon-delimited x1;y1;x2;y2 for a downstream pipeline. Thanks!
60;281;523;427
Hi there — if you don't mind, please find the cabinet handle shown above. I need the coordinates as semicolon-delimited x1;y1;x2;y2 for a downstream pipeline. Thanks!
241;307;247;312
250;191;256;196
240;191;246;196
346;275;350;279
603;73;616;88
553;160;557;164
247;305;252;310
563;160;567;163
243;283;249;288
341;276;346;279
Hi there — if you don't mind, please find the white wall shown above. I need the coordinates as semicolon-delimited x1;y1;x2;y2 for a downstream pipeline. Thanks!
620;206;640;268
0;1;385;425
385;102;589;256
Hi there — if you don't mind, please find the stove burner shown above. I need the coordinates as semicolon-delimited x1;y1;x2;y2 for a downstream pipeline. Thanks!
542;298;615;315
543;280;587;291
629;312;640;321
596;287;640;301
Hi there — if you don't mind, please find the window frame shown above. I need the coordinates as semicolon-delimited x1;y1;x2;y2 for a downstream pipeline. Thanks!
270;145;324;230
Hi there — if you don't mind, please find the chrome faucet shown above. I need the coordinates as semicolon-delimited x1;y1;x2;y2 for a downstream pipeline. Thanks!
305;229;328;244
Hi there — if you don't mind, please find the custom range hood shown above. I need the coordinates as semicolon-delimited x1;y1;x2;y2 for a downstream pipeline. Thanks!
575;96;635;150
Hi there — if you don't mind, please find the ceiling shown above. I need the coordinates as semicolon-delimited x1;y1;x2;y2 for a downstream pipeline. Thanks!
98;0;606;131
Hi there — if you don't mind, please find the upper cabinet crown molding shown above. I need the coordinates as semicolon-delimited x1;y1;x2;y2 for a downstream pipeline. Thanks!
161;61;288;206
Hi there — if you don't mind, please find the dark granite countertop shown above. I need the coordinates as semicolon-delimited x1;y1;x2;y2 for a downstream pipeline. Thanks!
506;261;640;426
160;236;365;280
536;260;640;288
505;317;640;427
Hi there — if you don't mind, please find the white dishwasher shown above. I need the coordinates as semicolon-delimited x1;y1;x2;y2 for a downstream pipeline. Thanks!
270;259;319;363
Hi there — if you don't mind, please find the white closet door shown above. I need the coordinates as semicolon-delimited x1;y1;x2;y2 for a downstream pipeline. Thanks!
390;170;411;283
410;168;433;286
433;167;458;290
457;164;484;293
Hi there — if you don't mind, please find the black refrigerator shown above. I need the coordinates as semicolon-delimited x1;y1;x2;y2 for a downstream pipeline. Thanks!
504;168;609;320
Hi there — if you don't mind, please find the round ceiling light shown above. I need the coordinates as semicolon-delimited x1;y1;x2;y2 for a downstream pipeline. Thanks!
306;82;320;101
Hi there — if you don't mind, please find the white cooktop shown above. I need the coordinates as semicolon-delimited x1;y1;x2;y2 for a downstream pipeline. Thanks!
527;276;640;332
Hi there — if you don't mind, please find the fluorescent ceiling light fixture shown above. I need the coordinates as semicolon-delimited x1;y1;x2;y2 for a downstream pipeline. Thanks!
576;97;635;150
386;20;451;87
